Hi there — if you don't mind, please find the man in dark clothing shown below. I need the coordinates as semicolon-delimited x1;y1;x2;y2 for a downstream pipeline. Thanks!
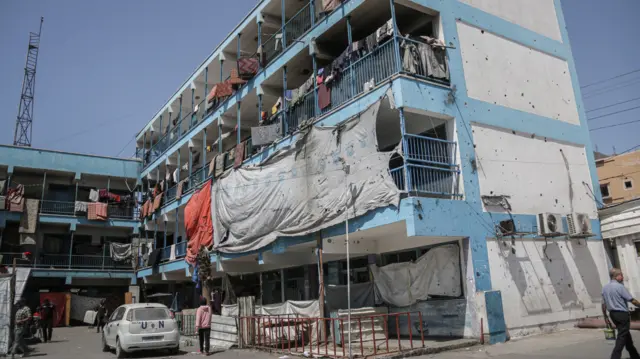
96;300;107;333
39;299;55;343
602;268;640;359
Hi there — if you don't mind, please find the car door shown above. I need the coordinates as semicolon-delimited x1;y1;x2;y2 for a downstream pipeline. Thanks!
105;307;125;346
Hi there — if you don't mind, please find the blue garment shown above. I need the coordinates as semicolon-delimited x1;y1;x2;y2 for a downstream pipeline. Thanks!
603;280;634;312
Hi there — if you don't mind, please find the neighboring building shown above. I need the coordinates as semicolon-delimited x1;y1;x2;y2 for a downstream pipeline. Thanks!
133;0;607;343
0;145;140;307
599;198;640;302
596;150;640;205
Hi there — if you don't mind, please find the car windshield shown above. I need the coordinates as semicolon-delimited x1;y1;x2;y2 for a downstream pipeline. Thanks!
132;308;170;321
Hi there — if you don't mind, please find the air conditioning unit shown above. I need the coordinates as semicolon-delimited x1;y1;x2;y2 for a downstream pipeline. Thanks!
567;213;593;238
536;213;565;237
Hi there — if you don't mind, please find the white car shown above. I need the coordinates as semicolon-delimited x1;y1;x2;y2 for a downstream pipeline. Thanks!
101;303;180;358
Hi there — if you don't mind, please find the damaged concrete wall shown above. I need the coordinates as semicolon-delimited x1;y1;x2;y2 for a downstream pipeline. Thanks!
459;0;562;42
487;238;608;337
472;123;597;218
457;21;579;125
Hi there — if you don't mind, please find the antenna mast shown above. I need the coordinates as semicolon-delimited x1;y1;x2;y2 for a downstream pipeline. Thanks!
13;17;44;147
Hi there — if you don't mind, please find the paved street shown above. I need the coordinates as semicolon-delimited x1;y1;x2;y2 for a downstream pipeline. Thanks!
20;326;278;359
425;329;640;359
20;327;640;359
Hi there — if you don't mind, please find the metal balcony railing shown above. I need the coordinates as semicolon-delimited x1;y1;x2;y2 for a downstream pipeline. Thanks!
286;91;314;134
404;134;456;166
2;252;133;270
107;204;135;220
175;241;187;258
40;200;75;216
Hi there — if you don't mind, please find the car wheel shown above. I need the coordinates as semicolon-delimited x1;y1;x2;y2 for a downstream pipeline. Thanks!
101;334;110;352
169;347;179;355
116;337;127;358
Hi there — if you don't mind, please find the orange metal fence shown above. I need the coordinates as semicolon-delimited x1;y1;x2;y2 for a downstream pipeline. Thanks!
238;311;425;358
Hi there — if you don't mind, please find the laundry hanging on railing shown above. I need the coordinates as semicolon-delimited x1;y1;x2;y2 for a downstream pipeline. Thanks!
322;0;345;13
152;193;163;211
19;199;39;234
75;201;88;213
88;203;108;221
400;35;449;81
211;96;400;253
89;189;99;202
185;179;213;264
6;185;24;212
369;243;461;307
237;57;259;79
110;242;132;262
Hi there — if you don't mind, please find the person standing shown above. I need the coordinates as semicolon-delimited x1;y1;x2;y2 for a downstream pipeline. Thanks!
11;300;31;358
39;299;55;343
195;298;212;356
602;268;640;359
96;299;108;333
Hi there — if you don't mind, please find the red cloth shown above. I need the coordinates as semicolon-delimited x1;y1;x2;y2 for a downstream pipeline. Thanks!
207;82;233;103
185;180;213;265
88;203;108;220
238;58;259;78
39;293;66;327
233;142;246;169
318;84;331;110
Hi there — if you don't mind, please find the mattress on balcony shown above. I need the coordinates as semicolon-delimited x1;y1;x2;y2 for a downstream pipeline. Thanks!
211;95;401;253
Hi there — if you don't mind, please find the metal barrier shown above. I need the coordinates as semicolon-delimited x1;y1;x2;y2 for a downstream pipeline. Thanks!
175;241;187;258
176;313;197;337
407;164;460;198
107;204;135;219
39;200;75;216
238;312;425;358
404;134;456;166
286;91;315;134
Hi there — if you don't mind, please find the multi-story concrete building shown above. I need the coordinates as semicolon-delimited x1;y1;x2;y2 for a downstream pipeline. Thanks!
596;150;640;205
132;0;608;343
0;145;140;305
0;0;609;344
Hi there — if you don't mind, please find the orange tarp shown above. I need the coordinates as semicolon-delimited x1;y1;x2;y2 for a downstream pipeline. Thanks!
185;179;213;264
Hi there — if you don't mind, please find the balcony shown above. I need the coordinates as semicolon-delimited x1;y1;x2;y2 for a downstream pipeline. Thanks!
390;135;461;199
37;200;137;220
1;252;132;270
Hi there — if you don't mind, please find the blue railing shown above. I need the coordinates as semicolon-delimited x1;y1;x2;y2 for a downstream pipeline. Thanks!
407;164;460;197
160;246;172;262
40;200;75;216
175;241;187;258
166;185;178;204
285;3;315;48
2;253;131;270
404;134;456;166
286;91;315;133
390;168;405;191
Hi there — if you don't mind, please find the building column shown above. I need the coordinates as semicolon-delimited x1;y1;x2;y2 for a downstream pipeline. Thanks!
280;268;286;302
201;129;207;181
174;209;179;244
389;0;402;73
159;114;164;150
178;95;183;137
143;132;147;163
191;84;196;128
398;107;411;191
281;0;286;48
282;65;288;133
163;220;168;248
346;16;355;98
67;231;74;269
154;220;158;250
188;145;194;186
257;16;263;70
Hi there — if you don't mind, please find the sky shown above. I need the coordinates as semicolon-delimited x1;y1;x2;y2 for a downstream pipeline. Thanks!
0;0;638;158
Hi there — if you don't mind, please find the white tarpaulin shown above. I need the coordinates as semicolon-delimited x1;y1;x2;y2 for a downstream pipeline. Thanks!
70;294;105;322
370;243;461;307
0;276;11;355
10;268;30;304
212;98;400;253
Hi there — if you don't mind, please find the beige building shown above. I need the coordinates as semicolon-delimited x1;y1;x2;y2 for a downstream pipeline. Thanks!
596;150;640;205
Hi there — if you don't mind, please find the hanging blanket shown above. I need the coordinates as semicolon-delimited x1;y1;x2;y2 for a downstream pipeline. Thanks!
185;180;213;264
214;154;225;178
211;96;400;253
75;201;88;213
153;193;163;211
7;185;24;212
369;244;461;307
88;203;108;221
238;58;259;79
19;199;39;234
233;142;246;169
110;243;132;262
89;189;99;202
176;181;184;200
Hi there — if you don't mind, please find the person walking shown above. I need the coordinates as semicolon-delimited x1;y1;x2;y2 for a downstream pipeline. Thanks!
195;297;212;356
602;268;640;359
11;300;31;358
39;299;55;343
96;299;108;333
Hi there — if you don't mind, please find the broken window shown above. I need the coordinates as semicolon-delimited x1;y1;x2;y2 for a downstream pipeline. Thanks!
600;184;611;198
624;180;633;190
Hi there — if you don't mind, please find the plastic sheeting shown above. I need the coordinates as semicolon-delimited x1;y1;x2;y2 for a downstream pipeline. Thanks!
110;243;132;262
212;98;400;253
370;244;461;307
10;268;30;304
70;294;104;322
0;275;11;355
185;180;213;264
325;282;378;313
